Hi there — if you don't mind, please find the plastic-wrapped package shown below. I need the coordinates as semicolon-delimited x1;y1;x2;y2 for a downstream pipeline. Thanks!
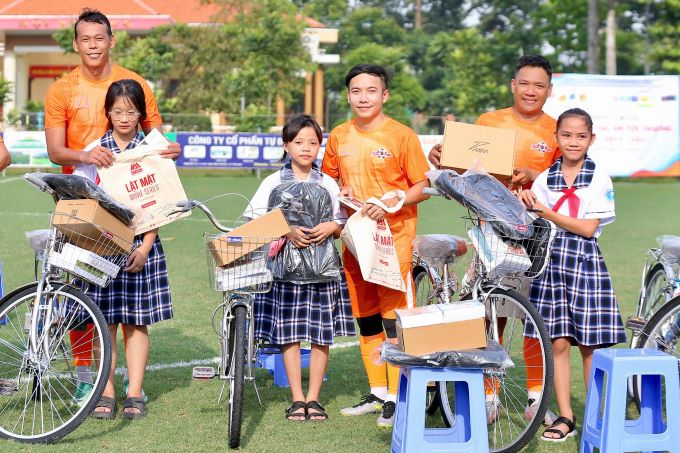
379;340;513;370
428;169;533;240
266;166;341;284
413;234;467;265
27;173;135;226
25;229;51;253
658;235;680;261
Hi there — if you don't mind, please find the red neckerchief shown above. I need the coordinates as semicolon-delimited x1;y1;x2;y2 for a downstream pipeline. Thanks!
552;186;579;218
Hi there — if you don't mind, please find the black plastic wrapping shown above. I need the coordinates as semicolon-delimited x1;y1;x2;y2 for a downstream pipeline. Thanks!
266;171;341;284
430;169;533;240
380;340;513;369
29;173;135;226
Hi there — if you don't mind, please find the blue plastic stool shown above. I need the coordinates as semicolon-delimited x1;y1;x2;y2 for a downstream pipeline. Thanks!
580;348;680;453
391;366;489;453
257;348;325;388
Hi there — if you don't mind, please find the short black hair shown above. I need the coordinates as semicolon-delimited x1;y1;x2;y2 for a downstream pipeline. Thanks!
345;64;390;90
74;8;112;38
556;107;594;134
281;114;323;161
104;79;147;129
515;55;553;81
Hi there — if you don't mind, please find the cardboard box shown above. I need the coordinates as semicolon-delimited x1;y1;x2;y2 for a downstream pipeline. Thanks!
53;199;135;255
208;208;291;267
440;121;517;181
396;301;487;356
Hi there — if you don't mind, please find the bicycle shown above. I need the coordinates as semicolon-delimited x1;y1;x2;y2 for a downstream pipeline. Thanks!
627;235;680;348
0;174;134;442
172;196;281;449
411;186;555;453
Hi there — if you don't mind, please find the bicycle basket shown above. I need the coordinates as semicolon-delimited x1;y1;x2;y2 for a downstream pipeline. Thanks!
46;211;134;288
465;216;555;279
205;233;275;293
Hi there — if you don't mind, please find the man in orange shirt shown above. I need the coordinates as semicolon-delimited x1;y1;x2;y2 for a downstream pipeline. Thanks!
322;64;430;428
44;9;179;414
429;55;559;426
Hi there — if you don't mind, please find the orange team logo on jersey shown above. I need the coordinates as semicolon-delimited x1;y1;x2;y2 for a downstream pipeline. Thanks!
530;142;552;154
371;148;393;159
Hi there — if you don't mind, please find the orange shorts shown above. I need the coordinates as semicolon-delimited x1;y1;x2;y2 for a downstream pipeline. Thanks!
343;249;416;320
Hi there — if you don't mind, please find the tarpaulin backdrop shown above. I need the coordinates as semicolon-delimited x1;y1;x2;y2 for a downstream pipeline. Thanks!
544;73;680;177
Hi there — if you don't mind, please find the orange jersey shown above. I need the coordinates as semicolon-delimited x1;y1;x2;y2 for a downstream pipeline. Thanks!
476;108;559;187
322;117;430;263
45;65;162;155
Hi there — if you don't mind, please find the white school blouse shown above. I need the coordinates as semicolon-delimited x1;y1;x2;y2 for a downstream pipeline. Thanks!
531;164;615;238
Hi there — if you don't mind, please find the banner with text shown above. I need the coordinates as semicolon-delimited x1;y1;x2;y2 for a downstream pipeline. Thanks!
176;132;327;168
545;74;680;177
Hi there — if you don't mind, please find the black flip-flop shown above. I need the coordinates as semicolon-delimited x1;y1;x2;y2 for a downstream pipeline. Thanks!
90;396;117;420
121;396;147;420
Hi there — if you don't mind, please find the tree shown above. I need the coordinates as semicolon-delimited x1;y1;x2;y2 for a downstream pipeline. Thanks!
587;0;600;73
647;0;680;74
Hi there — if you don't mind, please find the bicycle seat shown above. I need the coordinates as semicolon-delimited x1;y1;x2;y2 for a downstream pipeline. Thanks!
414;234;467;262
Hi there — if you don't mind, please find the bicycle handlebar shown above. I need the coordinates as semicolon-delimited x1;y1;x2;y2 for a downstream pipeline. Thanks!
170;199;233;232
24;173;53;194
423;187;442;197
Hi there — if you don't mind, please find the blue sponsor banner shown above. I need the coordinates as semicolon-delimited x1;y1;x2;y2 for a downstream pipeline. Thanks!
176;132;327;168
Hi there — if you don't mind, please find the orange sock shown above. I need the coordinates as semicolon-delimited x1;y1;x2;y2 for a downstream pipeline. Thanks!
360;333;387;388
386;362;400;395
70;325;94;367
524;336;544;392
484;332;503;395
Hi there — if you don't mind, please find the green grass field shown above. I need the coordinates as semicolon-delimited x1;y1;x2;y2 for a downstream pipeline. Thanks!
0;171;679;452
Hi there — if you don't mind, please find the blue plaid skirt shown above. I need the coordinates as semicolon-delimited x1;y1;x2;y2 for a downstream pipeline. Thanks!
254;276;356;346
83;235;173;326
524;230;626;346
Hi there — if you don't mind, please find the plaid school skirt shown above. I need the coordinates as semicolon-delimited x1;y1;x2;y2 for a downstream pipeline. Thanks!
524;230;626;347
254;276;356;346
83;235;173;326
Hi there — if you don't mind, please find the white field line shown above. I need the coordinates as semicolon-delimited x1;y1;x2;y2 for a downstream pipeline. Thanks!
0;177;22;184
115;340;360;375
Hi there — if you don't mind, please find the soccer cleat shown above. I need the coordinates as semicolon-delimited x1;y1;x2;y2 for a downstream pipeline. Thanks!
524;218;557;278
340;394;385;416
524;398;558;426
376;401;396;428
71;382;94;406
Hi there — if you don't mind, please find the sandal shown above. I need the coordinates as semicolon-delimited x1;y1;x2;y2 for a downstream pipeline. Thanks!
541;416;577;442
90;396;117;420
121;396;148;420
305;400;328;421
285;401;307;422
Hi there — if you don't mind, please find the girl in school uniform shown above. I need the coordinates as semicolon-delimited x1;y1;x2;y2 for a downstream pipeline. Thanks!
75;79;173;420
247;114;355;422
518;108;626;442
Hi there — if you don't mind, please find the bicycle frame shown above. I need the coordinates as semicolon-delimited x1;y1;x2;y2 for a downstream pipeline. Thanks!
637;248;679;318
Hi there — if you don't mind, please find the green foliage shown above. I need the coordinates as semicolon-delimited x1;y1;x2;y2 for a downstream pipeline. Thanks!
230;104;275;132
163;113;212;132
647;0;680;74
52;27;75;53
0;76;12;106
423;29;511;119
23;100;44;112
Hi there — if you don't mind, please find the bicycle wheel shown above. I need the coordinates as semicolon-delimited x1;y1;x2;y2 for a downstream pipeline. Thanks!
413;266;433;307
436;287;554;453
0;284;111;443
227;304;247;449
632;264;671;348
633;295;680;403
